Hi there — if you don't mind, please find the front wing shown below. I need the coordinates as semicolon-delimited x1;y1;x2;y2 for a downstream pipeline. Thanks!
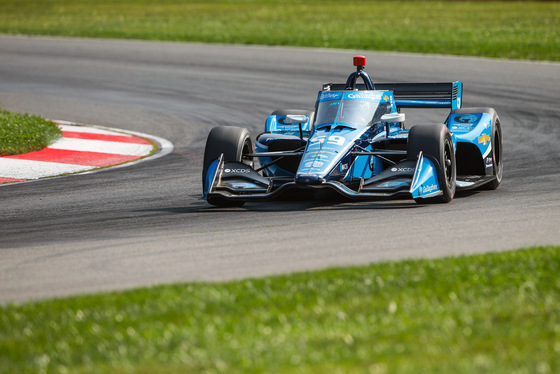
203;152;443;202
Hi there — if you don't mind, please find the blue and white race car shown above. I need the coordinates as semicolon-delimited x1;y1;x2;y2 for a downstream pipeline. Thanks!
202;55;503;206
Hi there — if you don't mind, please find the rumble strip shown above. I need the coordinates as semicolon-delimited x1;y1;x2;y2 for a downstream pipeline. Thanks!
0;121;157;184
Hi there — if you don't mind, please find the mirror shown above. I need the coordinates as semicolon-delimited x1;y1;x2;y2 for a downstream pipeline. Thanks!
380;113;405;123
284;115;308;124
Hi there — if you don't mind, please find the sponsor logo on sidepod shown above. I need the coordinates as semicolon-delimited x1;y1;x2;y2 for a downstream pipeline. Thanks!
478;133;491;146
225;168;251;174
391;167;414;172
455;114;478;124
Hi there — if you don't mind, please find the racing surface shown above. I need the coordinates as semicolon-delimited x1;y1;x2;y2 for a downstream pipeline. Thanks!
1;35;559;303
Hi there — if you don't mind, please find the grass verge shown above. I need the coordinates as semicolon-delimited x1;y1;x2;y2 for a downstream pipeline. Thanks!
1;246;559;373
0;0;558;61
0;109;62;156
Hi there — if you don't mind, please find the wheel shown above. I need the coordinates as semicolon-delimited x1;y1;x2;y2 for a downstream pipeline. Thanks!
202;126;253;207
407;123;456;203
451;107;503;190
485;117;503;189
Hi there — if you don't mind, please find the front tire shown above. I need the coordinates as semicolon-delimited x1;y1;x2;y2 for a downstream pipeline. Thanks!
202;126;253;207
407;123;456;203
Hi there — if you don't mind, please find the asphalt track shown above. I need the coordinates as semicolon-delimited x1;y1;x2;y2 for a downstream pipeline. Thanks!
1;35;559;303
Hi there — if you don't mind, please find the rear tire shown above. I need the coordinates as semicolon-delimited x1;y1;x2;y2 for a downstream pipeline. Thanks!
202;126;253;207
485;118;502;190
407;124;456;203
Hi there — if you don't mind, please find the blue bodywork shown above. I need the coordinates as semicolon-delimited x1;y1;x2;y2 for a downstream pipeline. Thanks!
203;57;500;204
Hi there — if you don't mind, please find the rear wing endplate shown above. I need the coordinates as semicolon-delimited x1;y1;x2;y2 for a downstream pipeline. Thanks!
323;82;463;110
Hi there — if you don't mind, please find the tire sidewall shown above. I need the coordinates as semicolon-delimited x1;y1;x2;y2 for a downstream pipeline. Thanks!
408;123;456;203
440;132;456;201
489;114;503;188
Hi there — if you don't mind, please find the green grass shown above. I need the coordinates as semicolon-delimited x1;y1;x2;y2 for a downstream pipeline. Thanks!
1;246;559;373
0;109;62;156
0;0;558;61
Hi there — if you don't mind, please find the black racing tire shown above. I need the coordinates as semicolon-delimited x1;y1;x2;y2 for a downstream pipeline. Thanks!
485;116;503;190
452;107;503;190
407;123;456;203
202;126;253;207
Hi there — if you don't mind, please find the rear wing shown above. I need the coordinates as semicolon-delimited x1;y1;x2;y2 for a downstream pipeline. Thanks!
322;82;463;110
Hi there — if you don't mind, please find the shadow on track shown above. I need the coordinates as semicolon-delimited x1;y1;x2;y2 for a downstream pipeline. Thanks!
145;188;484;216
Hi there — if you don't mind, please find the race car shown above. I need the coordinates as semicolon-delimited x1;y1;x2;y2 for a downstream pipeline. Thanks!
202;55;503;206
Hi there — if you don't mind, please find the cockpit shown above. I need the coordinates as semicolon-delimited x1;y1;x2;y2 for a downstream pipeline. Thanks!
314;91;393;129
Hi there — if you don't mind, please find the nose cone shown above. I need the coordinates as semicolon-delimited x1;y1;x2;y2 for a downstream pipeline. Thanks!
295;173;325;185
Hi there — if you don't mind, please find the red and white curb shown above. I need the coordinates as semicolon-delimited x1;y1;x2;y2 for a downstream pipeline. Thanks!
0;121;173;185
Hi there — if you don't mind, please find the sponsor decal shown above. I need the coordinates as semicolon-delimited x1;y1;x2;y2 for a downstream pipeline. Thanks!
485;157;493;169
345;91;383;100
318;91;343;102
391;167;414;173
455;114;479;124
478;133;491;146
304;161;324;168
340;163;349;171
232;182;257;189
278;122;298;128
419;184;438;196
392;133;409;139
224;168;251;174
451;124;474;131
